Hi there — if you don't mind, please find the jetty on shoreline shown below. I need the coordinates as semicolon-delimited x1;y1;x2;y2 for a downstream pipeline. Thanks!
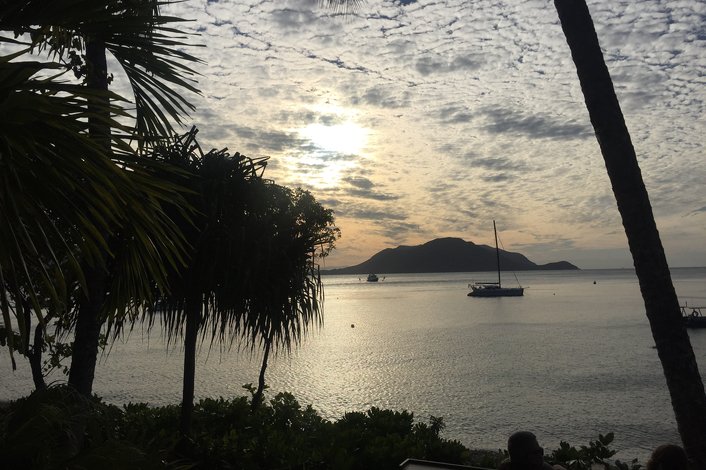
681;304;706;328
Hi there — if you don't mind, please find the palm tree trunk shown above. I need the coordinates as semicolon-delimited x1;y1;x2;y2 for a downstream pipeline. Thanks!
68;264;107;396
251;329;273;411
180;296;201;437
553;2;706;467
29;322;47;391
18;296;46;390
67;39;110;397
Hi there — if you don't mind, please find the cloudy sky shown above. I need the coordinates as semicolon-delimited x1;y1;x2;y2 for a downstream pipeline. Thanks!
159;0;705;269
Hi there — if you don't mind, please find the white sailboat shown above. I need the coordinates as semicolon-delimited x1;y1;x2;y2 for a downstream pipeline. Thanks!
467;221;524;297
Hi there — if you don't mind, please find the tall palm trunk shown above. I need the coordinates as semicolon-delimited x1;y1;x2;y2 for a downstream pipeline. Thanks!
553;2;706;467
179;295;201;437
67;40;110;397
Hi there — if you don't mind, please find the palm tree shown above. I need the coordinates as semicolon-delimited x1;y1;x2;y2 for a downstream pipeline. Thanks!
246;187;339;410
0;51;136;371
148;128;338;437
0;0;200;396
553;2;706;467
147;128;267;437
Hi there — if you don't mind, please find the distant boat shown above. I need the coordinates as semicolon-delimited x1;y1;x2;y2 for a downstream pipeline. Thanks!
366;273;379;282
468;221;524;297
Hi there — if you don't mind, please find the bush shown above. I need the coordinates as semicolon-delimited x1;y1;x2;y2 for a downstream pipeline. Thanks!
548;433;643;470
0;387;641;470
155;394;469;469
0;385;159;469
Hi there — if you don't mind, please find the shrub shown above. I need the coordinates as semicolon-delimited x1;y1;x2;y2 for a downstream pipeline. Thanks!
0;388;642;470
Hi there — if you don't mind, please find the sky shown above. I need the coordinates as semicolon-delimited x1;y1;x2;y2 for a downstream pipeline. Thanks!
156;0;705;269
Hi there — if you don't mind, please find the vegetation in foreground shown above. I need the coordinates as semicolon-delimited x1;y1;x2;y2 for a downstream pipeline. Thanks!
0;386;642;470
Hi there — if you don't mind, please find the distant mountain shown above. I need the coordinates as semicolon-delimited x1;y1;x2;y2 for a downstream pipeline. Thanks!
323;237;578;274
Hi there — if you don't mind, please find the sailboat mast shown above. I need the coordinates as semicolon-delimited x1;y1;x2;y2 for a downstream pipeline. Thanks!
493;220;501;286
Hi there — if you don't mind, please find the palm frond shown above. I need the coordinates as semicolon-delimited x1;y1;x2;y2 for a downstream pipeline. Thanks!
102;19;202;145
1;59;123;304
1;0;202;147
0;55;191;356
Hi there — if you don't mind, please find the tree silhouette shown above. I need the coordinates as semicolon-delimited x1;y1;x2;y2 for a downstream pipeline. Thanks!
0;0;200;396
247;186;339;410
148;128;338;437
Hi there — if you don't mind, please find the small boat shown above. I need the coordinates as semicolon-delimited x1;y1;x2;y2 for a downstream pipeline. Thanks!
366;273;379;282
681;305;706;328
468;220;524;297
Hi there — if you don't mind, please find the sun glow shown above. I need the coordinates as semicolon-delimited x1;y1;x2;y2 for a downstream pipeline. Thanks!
299;122;369;155
291;105;371;189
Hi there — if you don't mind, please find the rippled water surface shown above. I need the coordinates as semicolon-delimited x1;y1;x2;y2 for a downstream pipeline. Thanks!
3;268;706;461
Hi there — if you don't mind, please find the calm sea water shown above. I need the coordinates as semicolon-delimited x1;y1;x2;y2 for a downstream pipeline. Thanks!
2;268;706;461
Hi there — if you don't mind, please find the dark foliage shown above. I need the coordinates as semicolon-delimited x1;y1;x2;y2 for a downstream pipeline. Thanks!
0;386;469;470
0;386;642;469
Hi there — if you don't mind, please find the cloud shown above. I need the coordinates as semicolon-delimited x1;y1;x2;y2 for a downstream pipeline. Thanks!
230;125;306;153
343;176;374;189
342;207;407;222
376;220;421;240
341;176;400;200
269;7;319;30
479;106;592;140
158;0;706;269
438;105;475;124
481;174;512;183
415;54;483;76
348;85;411;109
470;156;530;173
346;188;400;200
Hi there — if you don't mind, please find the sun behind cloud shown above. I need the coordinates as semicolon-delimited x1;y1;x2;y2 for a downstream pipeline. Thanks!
299;121;369;155
292;105;371;189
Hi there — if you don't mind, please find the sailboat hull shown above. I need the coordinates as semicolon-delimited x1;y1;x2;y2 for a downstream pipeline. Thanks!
468;286;524;297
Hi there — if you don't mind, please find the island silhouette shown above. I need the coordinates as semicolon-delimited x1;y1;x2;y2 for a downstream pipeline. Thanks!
323;237;578;274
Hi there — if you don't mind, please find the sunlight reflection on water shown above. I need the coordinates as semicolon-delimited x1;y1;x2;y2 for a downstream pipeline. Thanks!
2;268;706;462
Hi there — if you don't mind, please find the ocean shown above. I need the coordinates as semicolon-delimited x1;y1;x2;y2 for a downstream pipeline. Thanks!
2;268;706;461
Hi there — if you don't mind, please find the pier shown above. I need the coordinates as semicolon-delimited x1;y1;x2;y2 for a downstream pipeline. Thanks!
681;304;706;328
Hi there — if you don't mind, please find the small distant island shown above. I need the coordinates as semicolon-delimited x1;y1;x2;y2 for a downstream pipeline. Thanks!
323;237;578;275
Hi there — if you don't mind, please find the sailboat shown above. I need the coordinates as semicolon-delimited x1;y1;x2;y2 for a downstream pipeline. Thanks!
467;220;524;297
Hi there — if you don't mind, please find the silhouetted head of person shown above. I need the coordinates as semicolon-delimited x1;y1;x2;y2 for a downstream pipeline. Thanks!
508;431;545;470
646;444;688;470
